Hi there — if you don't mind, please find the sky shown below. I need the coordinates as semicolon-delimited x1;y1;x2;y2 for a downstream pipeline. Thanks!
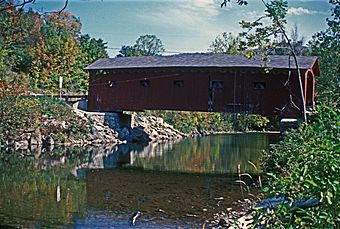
29;0;332;57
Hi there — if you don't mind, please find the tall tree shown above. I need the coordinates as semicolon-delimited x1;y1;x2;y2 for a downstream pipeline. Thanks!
209;32;241;54
310;0;339;100
30;11;86;92
118;34;165;57
79;34;108;65
221;0;308;122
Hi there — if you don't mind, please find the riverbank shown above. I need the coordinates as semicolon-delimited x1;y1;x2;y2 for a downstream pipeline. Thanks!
0;98;187;149
1;96;280;151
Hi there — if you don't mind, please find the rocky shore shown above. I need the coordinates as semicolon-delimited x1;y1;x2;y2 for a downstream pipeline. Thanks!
3;105;185;150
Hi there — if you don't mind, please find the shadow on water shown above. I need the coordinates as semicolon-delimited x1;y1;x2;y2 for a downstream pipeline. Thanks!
0;133;279;228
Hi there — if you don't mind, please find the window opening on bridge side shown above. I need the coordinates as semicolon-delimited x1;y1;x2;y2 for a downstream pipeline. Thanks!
174;80;184;87
140;79;150;87
254;82;266;90
107;80;116;88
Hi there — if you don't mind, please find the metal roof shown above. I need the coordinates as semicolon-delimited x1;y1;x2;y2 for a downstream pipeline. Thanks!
85;53;318;71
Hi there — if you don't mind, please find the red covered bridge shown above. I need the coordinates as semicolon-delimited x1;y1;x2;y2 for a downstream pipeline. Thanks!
85;53;319;118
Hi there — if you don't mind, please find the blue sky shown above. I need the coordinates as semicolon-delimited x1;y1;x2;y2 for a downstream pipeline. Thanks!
30;0;332;56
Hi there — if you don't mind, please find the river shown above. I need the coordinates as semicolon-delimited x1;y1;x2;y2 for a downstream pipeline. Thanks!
0;133;279;228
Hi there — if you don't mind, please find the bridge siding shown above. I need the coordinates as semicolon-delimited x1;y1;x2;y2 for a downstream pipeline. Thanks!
88;67;307;118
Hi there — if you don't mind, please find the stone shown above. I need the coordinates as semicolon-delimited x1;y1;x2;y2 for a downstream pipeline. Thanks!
30;133;42;146
31;144;42;157
156;117;164;125
151;130;159;137
94;124;104;131
44;135;55;146
14;140;29;150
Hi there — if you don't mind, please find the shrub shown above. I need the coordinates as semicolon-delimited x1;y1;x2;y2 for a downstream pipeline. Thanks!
258;97;339;227
0;96;89;144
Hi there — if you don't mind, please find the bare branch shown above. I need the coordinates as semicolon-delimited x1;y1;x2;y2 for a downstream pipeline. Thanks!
43;0;68;15
0;0;68;14
0;0;35;12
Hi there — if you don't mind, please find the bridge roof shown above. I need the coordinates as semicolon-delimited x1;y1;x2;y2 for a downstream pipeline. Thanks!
86;53;319;72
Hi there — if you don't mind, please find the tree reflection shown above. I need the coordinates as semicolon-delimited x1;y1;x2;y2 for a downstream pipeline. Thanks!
0;148;88;227
127;134;276;174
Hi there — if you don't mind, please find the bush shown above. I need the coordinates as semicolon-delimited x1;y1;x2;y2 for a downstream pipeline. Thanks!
144;110;271;134
258;97;339;227
0;96;89;144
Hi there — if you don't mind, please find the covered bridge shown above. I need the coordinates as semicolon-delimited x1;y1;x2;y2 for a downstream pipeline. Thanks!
85;53;319;118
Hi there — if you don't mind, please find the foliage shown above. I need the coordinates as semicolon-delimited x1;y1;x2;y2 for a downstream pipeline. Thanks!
0;7;42;73
30;12;87;93
0;96;89;144
0;7;108;94
236;0;289;61
209;32;242;54
310;0;340;101
272;24;310;56
145;111;270;134
118;34;165;57
259;97;339;227
79;34;108;65
222;113;271;131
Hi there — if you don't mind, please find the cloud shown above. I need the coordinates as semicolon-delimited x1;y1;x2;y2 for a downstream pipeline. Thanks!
138;0;227;35
287;7;316;15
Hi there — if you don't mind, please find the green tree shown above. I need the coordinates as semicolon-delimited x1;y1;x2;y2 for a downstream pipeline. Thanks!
79;34;108;65
222;0;308;122
30;11;87;92
310;0;340;101
118;34;165;57
209;32;241;54
0;6;42;94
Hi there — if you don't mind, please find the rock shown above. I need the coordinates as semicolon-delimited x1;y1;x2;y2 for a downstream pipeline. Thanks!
151;130;159;137
14;140;29;150
30;133;42;146
31;144;42;157
218;218;228;227
43;135;54;146
94;124;104;131
91;139;103;145
156;117;164;125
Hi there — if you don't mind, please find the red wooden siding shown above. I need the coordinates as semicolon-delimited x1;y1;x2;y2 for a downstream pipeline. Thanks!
88;67;313;118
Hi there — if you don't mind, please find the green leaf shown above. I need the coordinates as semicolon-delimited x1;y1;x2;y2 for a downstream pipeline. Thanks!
305;179;318;187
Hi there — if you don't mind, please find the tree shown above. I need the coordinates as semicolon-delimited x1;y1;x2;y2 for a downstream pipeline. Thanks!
208;32;241;54
272;24;310;56
30;11;87;92
118;34;165;57
310;0;339;100
221;0;308;122
0;0;68;13
79;34;108;65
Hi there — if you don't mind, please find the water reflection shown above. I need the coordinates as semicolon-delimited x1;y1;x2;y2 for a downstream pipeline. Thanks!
107;133;277;174
0;148;87;227
0;133;278;228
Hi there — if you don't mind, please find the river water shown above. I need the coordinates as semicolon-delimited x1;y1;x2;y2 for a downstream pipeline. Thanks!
0;133;278;228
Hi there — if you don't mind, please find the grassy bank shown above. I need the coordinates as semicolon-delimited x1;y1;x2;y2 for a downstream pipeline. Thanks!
0;96;89;145
257;96;339;227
